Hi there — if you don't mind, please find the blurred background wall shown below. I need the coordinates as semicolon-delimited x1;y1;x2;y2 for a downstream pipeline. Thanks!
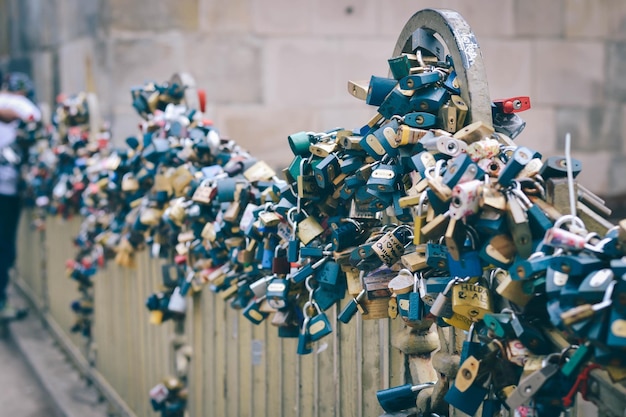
1;0;625;206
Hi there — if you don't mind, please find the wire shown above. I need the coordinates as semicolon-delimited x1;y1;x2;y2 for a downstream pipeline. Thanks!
564;132;577;218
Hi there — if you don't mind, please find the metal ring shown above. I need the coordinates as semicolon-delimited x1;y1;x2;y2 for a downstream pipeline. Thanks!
392;8;492;126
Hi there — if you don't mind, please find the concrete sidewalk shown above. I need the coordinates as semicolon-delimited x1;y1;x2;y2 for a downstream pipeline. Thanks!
4;286;110;417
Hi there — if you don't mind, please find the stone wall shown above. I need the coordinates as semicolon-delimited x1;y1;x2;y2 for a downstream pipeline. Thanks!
2;0;626;198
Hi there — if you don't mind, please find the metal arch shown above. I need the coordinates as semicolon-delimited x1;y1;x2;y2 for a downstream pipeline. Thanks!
392;8;492;127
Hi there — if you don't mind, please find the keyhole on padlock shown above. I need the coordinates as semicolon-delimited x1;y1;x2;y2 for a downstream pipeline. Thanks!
468;309;479;317
513;99;522;109
489;163;499;172
461;369;472;380
419;102;428;110
452;196;462;207
560;263;571;274
447;142;457;153
407;79;415;88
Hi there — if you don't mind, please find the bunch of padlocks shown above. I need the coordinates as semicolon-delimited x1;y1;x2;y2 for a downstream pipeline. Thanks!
22;50;626;415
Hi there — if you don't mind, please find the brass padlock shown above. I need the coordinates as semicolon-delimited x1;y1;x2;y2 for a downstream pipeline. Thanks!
121;173;139;192
296;215;325;245
453;120;495;144
451;280;493;321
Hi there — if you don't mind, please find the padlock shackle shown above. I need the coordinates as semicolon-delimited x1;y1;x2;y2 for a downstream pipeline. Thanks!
392;8;492;127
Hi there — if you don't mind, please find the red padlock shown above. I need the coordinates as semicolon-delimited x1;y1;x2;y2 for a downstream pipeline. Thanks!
493;96;531;113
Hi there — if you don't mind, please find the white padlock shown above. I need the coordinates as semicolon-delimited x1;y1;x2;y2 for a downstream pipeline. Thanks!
449;179;482;219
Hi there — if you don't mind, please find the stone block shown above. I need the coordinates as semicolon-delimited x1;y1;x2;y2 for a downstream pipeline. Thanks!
109;33;186;107
556;105;622;153
335;39;395;104
608;154;626;195
379;0;515;38
214;105;315;169
31;51;55;108
251;0;314;35
514;0;565;37
479;39;532;100
318;104;379;134
57;0;99;43
310;0;377;36
182;34;261;105
533;40;605;106
564;0;609;39
199;0;252;33
108;0;199;31
514;106;557;154
263;39;340;106
570;151;611;195
606;0;626;40
605;42;626;101
110;106;141;147
58;38;96;96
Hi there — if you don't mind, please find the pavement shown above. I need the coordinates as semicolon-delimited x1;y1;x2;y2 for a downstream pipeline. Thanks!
0;284;110;417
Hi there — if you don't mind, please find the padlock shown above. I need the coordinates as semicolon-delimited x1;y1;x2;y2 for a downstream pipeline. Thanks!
387;55;411;80
296;159;321;199
454;355;484;392
297;317;313;355
505;191;533;258
409;86;449;113
296;214;325;245
550;253;606;279
505;355;560;410
449;179;482;220
266;277;290;310
305;301;333;342
375;382;436;413
448;242;483;279
243;296;269;325
498;146;539;186
378;89;412;119
367;163;399;193
483;308;524;339
371;225;412;266
402;112;437;129
453;120;495;144
480;234;517;269
495;269;533;307
338;289;368;324
436;136;467;158
365;75;397;106
315;260;341;290
309;140;338;158
451;279;493;321
272;246;290;275
398;71;441;90
313;153;340;190
475;207;506;235
429;277;462;319
444;217;466;261
460;322;482;362
361;119;400;159
442;153;484;188
444;380;488;416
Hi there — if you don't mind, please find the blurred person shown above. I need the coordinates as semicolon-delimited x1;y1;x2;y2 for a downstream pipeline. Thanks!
0;72;41;317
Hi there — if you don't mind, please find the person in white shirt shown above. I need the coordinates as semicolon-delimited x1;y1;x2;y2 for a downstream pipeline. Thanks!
0;72;41;317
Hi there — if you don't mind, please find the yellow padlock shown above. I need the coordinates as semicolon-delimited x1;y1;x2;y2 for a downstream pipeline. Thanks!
451;280;493;321
296;215;325;245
